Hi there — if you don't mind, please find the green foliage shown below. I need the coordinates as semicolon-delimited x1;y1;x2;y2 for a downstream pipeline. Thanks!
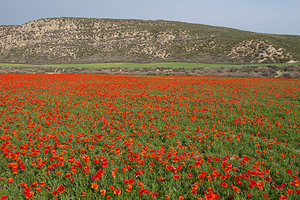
1;62;300;69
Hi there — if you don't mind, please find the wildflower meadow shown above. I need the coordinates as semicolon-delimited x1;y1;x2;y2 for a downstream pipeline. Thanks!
0;74;299;200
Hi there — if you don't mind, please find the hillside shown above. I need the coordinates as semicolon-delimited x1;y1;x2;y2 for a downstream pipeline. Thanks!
0;17;299;64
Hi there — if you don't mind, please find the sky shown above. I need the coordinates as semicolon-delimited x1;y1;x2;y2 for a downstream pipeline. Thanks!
0;0;299;35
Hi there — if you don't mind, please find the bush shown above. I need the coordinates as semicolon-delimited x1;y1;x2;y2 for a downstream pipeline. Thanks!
290;71;300;79
257;67;270;77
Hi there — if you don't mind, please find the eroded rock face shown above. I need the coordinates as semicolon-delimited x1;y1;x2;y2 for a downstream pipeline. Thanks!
0;18;298;64
0;18;185;63
227;40;294;63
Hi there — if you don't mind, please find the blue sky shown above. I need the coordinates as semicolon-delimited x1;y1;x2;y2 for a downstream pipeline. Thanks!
1;0;299;35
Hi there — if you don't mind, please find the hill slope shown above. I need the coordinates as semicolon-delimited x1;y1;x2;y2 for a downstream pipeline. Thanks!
0;17;299;64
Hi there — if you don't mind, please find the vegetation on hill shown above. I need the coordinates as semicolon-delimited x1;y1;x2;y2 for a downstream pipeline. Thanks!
0;17;299;64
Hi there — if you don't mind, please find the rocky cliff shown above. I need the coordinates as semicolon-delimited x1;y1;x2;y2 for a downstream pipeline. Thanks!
0;17;299;64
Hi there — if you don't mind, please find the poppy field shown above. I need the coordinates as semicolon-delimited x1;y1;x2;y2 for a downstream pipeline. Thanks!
0;74;299;200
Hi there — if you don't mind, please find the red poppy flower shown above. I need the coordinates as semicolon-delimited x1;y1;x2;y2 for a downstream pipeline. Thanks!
100;189;106;196
110;185;115;191
126;185;132;192
7;178;13;183
114;189;121;195
57;185;65;193
220;182;228;187
138;182;144;187
91;183;98;190
128;178;135;185
51;190;58;196
286;189;293;195
257;181;264;189
0;195;8;199
173;174;181;179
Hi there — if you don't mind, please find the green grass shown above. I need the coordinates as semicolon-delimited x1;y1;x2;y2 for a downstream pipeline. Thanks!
0;62;299;69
